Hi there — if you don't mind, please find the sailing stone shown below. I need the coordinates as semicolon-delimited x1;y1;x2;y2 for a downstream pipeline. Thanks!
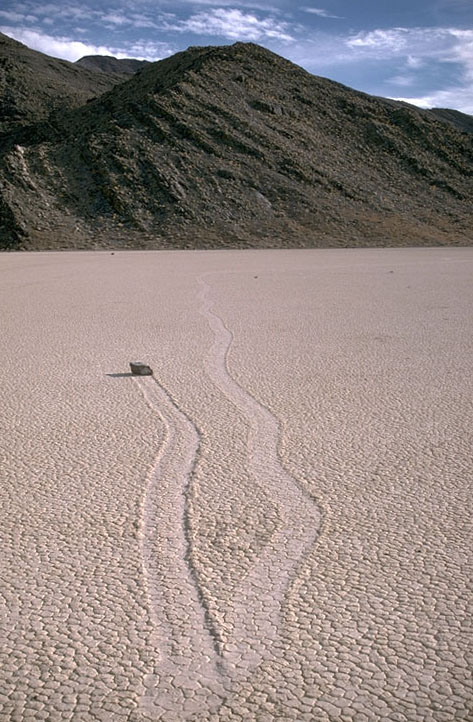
130;361;153;376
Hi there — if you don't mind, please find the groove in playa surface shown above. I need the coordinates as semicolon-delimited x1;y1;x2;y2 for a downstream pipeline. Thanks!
134;276;322;717
134;376;228;720
198;275;323;677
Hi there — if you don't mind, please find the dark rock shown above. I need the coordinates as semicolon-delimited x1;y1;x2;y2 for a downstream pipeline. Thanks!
130;361;153;376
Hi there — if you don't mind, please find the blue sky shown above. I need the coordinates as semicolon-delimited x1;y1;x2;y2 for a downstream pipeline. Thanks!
1;0;472;113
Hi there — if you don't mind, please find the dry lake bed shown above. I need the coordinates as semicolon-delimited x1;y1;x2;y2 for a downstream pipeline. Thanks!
1;248;472;722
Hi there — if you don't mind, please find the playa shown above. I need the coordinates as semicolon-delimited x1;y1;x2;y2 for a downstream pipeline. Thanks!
1;248;472;721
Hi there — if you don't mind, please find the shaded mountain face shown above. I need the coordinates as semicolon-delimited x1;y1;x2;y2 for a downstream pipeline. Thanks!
1;41;472;249
76;55;150;75
0;32;125;135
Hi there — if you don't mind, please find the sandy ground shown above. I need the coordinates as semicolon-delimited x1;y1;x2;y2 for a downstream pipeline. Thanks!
1;248;472;722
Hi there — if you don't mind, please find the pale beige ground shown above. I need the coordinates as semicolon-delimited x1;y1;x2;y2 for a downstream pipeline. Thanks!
1;248;472;722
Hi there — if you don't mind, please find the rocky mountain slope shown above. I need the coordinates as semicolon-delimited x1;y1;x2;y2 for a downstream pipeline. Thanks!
0;39;472;249
75;55;150;75
0;33;124;135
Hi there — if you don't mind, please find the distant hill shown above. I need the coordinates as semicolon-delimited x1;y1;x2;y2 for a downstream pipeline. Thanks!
0;40;472;250
429;108;473;134
76;55;150;75
0;32;125;134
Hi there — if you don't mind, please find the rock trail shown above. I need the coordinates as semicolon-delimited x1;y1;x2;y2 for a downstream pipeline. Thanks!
133;275;322;718
135;376;228;720
197;276;322;674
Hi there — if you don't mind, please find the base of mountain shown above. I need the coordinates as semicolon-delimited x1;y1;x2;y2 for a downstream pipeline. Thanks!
3;213;471;251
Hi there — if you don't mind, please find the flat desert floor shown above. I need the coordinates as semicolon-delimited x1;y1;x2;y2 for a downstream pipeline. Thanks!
1;248;472;722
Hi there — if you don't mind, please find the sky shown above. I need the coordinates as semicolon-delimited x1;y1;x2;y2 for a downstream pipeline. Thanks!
1;0;473;113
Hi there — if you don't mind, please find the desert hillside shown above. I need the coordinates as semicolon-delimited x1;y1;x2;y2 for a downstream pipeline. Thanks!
0;38;472;249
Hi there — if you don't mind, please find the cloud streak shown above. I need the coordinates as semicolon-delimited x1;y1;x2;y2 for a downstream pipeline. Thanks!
0;10;36;23
30;3;98;21
0;26;172;61
345;26;473;70
170;0;280;9
301;7;342;19
167;8;295;42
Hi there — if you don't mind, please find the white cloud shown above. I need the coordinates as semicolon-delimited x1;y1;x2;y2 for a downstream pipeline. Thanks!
99;10;173;31
301;7;342;19
388;74;416;87
170;8;294;42
345;26;473;69
101;13;129;26
0;10;28;22
15;3;175;32
449;28;473;79
30;3;98;21
347;28;411;53
174;0;279;10
0;27;169;61
126;40;173;59
407;55;424;69
392;87;473;114
128;14;161;29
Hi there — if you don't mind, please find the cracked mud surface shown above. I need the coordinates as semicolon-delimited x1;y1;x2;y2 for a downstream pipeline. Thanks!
1;248;472;721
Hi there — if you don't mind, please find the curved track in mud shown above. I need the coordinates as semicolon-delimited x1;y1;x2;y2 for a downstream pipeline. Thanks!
135;377;228;720
197;276;322;675
136;275;322;719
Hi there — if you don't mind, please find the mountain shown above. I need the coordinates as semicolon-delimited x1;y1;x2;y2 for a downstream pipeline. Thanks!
76;55;150;75
0;32;125;135
1;41;472;250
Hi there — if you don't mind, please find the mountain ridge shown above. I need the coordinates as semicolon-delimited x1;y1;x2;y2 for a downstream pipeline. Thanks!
75;55;150;75
0;38;472;250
